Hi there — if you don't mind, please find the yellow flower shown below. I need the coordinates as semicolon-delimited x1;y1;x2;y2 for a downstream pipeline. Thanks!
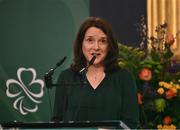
159;81;179;89
170;124;177;129
157;124;176;130
157;124;162;129
163;83;172;89
159;81;165;86
157;88;165;95
175;84;180;89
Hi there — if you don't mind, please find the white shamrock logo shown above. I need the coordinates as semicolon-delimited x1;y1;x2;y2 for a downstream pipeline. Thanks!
6;67;44;115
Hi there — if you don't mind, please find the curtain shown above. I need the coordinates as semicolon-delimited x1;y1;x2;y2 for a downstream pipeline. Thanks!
147;0;180;60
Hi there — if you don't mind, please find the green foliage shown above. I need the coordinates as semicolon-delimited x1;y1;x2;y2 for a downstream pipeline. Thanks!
118;43;145;77
118;22;180;129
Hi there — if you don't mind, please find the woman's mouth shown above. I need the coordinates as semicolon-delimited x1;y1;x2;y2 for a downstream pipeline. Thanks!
91;53;100;56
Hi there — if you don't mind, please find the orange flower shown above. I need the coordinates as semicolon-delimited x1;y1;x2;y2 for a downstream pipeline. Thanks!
165;89;177;99
163;116;173;125
157;87;164;95
138;68;152;81
165;34;175;45
137;92;143;105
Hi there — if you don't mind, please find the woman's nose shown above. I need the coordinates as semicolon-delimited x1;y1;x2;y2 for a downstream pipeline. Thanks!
94;41;100;50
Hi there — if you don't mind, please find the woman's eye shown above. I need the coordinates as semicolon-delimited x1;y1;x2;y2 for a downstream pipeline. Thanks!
86;38;93;42
87;39;92;42
100;39;107;44
102;39;107;43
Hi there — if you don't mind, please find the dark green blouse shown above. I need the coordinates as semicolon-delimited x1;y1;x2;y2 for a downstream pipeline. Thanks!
53;67;139;128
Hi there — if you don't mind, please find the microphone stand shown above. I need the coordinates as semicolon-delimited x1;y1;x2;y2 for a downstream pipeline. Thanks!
45;56;96;121
44;73;86;119
45;55;96;89
44;68;88;121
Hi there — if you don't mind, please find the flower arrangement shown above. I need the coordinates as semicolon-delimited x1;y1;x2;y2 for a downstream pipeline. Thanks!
118;18;180;129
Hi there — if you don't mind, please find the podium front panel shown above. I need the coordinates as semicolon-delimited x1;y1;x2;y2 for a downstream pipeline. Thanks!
1;121;128;130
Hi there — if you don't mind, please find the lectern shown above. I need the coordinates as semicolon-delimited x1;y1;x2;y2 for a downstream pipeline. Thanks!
1;120;130;130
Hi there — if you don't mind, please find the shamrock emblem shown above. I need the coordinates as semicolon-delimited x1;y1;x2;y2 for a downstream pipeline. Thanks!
6;67;44;115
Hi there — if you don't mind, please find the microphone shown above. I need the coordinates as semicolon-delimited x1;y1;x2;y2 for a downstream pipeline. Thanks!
72;55;96;120
79;55;96;74
44;56;66;89
44;56;66;119
45;56;66;78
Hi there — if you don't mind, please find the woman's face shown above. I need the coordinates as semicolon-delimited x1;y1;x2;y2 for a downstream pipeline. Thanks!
82;27;109;66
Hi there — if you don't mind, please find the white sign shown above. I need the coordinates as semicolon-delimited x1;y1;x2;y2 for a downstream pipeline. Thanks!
6;67;44;115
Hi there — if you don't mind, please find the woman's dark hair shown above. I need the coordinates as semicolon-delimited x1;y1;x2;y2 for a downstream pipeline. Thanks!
71;17;119;72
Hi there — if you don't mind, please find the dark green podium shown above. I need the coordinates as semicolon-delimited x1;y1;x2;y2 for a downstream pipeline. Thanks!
1;120;130;130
